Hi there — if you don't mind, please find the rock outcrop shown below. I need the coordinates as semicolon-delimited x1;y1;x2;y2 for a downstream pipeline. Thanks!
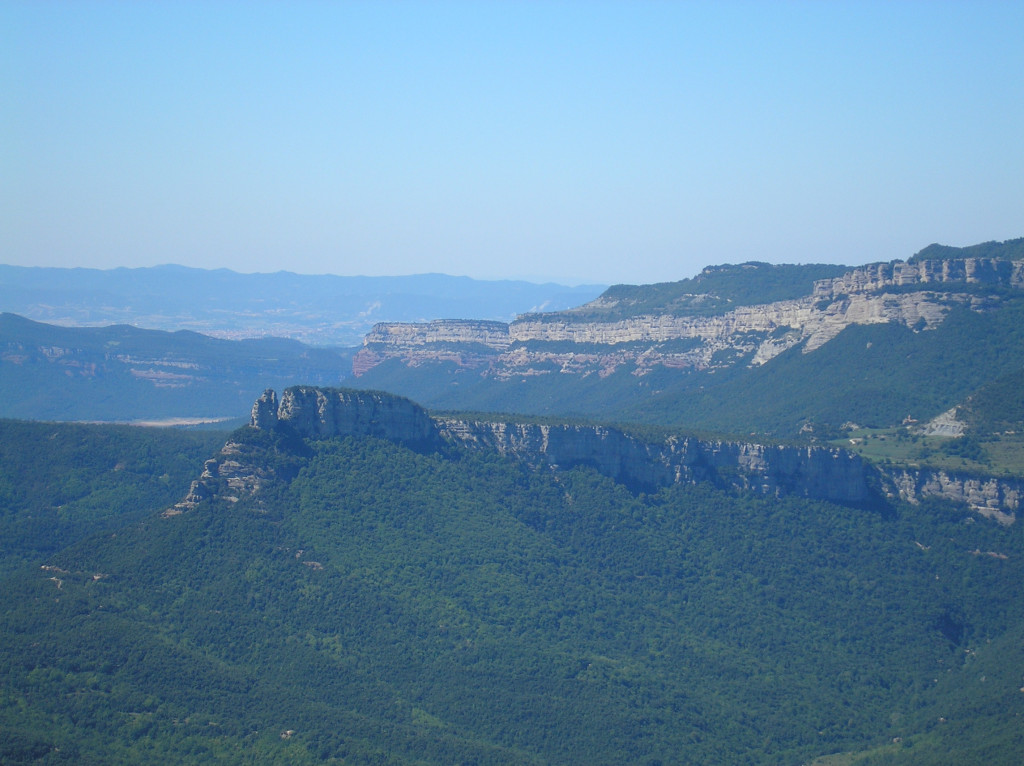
166;434;280;516
884;468;1022;525
362;319;512;350
272;386;437;449
250;388;280;429
812;257;1024;298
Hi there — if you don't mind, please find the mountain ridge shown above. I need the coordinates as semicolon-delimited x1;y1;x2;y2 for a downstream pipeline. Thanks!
356;250;1023;376
351;240;1024;437
0;312;352;422
173;386;1022;523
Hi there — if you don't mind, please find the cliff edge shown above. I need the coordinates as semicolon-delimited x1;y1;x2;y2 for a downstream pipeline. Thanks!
171;387;1021;522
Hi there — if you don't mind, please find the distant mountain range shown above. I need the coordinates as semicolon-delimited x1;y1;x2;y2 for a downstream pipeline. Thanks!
0;313;351;423
0;265;605;347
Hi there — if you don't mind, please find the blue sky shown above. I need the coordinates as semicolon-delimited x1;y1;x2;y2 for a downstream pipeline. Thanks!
3;1;1022;285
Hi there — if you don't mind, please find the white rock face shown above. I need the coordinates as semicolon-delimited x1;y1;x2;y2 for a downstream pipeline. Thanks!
813;258;1024;297
363;319;511;349
921;408;967;437
886;468;1021;525
353;257;1022;379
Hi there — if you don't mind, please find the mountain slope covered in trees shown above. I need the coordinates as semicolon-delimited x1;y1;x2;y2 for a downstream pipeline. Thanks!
1;417;1022;764
0;313;352;422
0;420;225;578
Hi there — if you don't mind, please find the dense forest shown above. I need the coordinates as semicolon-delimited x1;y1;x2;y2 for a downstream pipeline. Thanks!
1;421;1022;764
0;420;225;578
523;262;850;322
909;237;1024;263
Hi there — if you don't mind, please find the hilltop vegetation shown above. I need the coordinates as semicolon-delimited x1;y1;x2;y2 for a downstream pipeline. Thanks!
910;237;1024;263
527;262;849;322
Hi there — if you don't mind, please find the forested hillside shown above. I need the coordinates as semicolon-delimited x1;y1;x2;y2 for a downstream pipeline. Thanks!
0;313;352;422
2;241;1023;765
1;420;1022;764
626;299;1024;435
0;420;225;578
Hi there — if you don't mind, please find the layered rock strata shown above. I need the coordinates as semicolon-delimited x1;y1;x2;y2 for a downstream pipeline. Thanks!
434;417;871;503
352;257;1022;379
362;319;511;349
813;257;1024;298
884;468;1022;526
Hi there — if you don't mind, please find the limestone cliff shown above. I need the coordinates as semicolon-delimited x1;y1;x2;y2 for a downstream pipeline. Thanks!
362;319;512;349
353;319;512;376
270;385;436;448
812;257;1024;298
173;387;1020;521
262;388;870;506
883;468;1022;526
435;417;872;503
352;256;1022;380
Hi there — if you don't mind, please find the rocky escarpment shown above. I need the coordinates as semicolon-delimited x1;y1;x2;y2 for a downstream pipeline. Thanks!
353;320;510;376
173;387;1020;521
362;319;511;349
506;290;981;359
435;417;872;503
352;256;1021;379
813;257;1024;298
884;468;1022;526
262;387;871;503
252;386;437;449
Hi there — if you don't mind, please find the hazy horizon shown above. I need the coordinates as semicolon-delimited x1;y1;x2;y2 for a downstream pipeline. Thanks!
4;2;1022;285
